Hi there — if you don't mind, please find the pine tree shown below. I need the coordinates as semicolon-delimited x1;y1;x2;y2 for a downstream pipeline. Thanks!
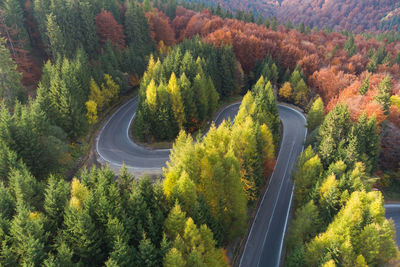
307;97;325;132
179;73;197;128
63;200;104;265
206;77;219;117
43;175;69;236
164;248;186;267
359;74;370;95
164;202;187;240
2;0;30;49
343;34;357;57
138;234;158;267
289;70;302;88
287;200;321;252
318;104;352;167
293;154;323;207
124;0;153;54
46;13;65;59
143;0;153;12
0;38;24;105
0;182;15;220
375;75;392;115
193;74;208;123
8;166;43;211
293;79;309;108
167;73;185;129
9;206;47;266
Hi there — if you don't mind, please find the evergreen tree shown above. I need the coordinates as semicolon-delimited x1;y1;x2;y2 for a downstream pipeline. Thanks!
2;0;30;49
375;75;392;115
0;38;24;105
164;248;186;267
318;104;352;167
46;13;65;59
138;234;158;267
179;73;197;128
63;198;104;265
307;97;325;132
143;0;153;12
343;34;357;57
359;74;370;95
9;206;47;266
305;191;396;266
8;166;43;211
124;0;153;55
167;73;185;129
43;175;69;236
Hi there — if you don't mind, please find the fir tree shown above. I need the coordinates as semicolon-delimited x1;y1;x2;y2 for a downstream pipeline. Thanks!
307;97;325;132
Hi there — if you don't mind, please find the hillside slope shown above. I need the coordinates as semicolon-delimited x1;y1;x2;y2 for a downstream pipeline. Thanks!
199;0;399;33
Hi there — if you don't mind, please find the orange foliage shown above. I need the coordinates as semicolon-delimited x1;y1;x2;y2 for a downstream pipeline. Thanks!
95;9;126;50
146;10;176;46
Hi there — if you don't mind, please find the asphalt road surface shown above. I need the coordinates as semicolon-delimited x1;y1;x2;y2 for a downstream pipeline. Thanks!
96;97;307;266
385;204;400;248
239;105;307;267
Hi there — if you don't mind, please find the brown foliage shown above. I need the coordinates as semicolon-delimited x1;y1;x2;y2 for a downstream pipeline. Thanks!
95;9;126;50
146;10;176;46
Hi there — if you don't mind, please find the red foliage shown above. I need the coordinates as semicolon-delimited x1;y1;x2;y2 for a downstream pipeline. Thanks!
310;67;354;104
0;7;41;89
95;9;126;50
146;10;176;46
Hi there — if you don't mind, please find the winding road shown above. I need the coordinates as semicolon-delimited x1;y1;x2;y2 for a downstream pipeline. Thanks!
96;96;307;266
385;204;400;249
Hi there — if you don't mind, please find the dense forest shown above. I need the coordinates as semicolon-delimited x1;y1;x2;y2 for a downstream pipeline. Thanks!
0;0;400;266
193;0;400;33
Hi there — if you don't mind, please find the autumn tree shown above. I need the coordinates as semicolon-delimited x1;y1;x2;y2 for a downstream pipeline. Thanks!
95;9;126;50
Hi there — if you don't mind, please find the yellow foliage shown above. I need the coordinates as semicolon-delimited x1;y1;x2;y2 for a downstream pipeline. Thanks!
260;124;275;160
279;82;292;100
29;212;40;220
146;79;158;110
85;100;98;125
391;95;400;109
322;260;336;267
89;78;104;111
102;74;120;106
168;73;185;128
70;178;89;210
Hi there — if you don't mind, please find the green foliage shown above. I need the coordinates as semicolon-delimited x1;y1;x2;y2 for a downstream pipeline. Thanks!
288;98;393;265
163;127;247;242
2;0;30;49
305;191;397;266
0;38;24;105
343;34;357;57
125;0;153;55
359;74;370;95
36;51;94;139
135;41;225;141
318;104;352;167
375;75;392;115
307;97;325;132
